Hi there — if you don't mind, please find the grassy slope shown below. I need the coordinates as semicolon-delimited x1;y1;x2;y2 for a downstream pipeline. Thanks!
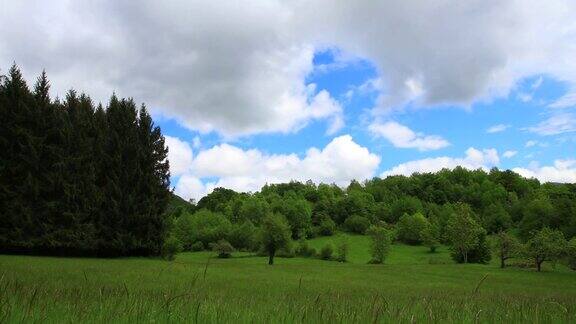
1;235;575;322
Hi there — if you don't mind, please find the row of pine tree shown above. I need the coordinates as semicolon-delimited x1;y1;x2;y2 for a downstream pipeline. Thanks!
0;65;171;256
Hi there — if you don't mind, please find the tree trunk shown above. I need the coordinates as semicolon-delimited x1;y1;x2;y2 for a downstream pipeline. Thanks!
500;256;505;268
268;250;275;265
536;259;542;272
463;251;468;264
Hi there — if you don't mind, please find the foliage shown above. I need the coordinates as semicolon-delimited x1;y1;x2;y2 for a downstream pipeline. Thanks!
210;239;234;258
0;65;171;257
421;221;441;253
367;225;394;264
296;240;317;258
492;231;521;268
319;244;334;260
524;227;568;271
344;215;371;234
446;203;484;263
259;213;292;265
160;236;182;261
227;221;258;251
173;210;231;250
336;237;349;262
315;217;337;236
568;238;576;271
396;212;430;245
190;241;205;252
451;231;491;264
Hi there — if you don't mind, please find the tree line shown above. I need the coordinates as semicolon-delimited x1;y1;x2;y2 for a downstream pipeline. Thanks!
168;167;576;269
0;65;171;256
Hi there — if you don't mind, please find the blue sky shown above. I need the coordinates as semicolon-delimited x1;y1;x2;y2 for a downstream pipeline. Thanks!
1;1;575;200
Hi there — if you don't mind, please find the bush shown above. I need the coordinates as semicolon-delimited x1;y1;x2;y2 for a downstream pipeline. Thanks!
210;239;234;258
344;215;370;234
336;237;348;262
367;225;394;264
173;209;231;250
317;218;336;236
319;244;334;260
161;236;182;261
296;240;317;258
191;241;205;252
396;212;430;245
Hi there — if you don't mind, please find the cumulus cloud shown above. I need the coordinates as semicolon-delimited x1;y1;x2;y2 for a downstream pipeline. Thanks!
513;160;576;183
549;91;576;109
487;124;510;133
503;150;518;158
381;148;500;177
174;135;380;200
368;121;450;151
164;136;193;176
2;1;576;135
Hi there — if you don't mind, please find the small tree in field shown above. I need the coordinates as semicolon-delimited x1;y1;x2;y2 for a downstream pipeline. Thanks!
524;227;567;272
421;222;440;253
367;225;394;264
260;213;292;265
336;236;349;262
446;204;483;263
211;239;234;258
492;231;521;268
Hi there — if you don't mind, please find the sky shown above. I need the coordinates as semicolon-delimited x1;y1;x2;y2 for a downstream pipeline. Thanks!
1;0;576;201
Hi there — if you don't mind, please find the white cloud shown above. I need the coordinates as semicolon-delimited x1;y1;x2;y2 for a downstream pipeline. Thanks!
381;148;500;177
487;124;510;133
549;91;576;109
164;136;193;176
525;140;538;147
3;1;576;135
513;160;576;183
369;121;450;151
174;135;380;200
527;113;576;135
503;150;518;158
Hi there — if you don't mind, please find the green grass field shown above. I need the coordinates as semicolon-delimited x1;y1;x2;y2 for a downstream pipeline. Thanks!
1;234;575;323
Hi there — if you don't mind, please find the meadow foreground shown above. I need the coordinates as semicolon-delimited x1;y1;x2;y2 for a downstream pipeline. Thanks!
1;235;575;323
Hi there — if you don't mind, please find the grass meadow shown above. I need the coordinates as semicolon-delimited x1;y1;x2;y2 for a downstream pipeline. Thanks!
1;234;575;323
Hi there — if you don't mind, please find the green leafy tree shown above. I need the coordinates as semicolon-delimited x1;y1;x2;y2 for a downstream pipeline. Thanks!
344;215;371;234
421;221;441;252
260;214;292;265
367;225;394;264
446;203;484;263
336;236;349;262
211;239;234;258
568;238;576;270
524;227;567;272
492;231;521;268
174;210;231;249
396;212;430;245
319;244;334;260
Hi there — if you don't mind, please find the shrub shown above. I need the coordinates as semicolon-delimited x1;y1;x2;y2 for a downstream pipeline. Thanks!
296;240;317;258
190;241;205;252
161;236;182;261
317;218;336;236
174;209;231;250
319;244;334;260
344;215;370;234
336;237;349;262
367;225;394;264
210;239;234;258
396;212;430;245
